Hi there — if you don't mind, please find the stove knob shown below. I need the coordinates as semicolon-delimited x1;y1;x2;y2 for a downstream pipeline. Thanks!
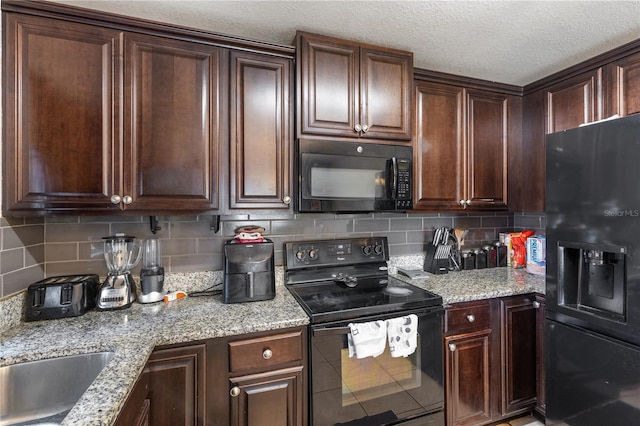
363;245;373;256
373;245;383;255
308;249;318;260
295;250;305;261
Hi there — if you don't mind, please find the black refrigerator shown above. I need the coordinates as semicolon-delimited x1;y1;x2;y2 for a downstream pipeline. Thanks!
545;114;640;425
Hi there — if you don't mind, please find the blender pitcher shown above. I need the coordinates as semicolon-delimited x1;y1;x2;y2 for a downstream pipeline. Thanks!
138;238;165;303
96;235;142;310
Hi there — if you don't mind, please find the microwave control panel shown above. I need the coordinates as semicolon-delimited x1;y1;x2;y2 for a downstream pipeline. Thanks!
395;158;412;209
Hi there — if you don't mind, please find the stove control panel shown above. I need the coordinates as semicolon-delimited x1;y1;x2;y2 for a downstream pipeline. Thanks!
284;237;389;269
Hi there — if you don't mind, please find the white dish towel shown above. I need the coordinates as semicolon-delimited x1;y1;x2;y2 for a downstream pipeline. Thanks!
347;320;387;359
386;314;419;357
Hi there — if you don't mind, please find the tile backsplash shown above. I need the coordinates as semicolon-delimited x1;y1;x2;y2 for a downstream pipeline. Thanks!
0;212;545;298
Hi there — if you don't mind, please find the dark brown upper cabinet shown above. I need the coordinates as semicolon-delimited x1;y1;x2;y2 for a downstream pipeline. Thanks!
3;13;223;215
3;14;122;214
296;31;413;142
604;50;640;117
228;51;293;212
414;80;510;211
124;33;222;212
413;81;465;210
544;69;602;134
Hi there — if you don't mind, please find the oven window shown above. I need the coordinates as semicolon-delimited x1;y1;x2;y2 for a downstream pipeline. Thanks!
340;335;421;405
310;167;384;199
311;322;444;426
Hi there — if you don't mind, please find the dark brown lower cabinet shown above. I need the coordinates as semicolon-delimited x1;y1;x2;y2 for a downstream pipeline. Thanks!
535;294;547;416
445;329;492;426
230;366;305;426
445;294;545;426
144;343;206;426
445;300;492;426
114;372;150;426
209;327;308;426
500;295;537;416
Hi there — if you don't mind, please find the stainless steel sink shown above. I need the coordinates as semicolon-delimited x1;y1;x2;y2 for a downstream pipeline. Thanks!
0;351;115;426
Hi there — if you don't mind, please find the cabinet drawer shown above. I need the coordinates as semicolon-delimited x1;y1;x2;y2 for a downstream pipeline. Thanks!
229;330;303;374
445;300;491;334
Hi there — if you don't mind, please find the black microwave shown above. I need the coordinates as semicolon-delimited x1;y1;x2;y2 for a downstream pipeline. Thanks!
297;139;413;213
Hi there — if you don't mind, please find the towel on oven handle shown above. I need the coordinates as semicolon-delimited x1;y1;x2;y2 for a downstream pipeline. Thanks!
347;320;387;359
386;314;418;357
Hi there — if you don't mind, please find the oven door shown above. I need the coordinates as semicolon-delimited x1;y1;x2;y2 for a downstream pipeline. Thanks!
309;308;444;426
298;139;412;213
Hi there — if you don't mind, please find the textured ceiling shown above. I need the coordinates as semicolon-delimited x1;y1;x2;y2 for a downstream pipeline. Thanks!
50;0;640;86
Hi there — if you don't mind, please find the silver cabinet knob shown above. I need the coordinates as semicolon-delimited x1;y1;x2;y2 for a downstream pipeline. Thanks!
466;200;471;206
467;314;475;323
361;124;369;133
533;301;541;309
230;386;240;397
122;195;133;205
448;343;457;352
459;200;465;206
282;195;291;205
110;195;121;205
354;123;362;133
262;349;273;360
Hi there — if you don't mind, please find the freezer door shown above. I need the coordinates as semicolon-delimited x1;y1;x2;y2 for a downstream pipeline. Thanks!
546;319;640;425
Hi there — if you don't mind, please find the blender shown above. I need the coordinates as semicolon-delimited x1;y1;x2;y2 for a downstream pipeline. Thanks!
96;234;142;310
138;238;165;303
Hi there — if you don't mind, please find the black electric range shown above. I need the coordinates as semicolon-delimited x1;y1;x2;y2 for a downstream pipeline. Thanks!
284;237;446;426
284;237;443;324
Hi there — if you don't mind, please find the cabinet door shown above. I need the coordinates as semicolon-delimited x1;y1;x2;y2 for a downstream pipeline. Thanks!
500;295;537;416
296;33;359;138
229;51;292;211
3;14;121;213
445;329;492;426
604;52;640;117
545;69;601;133
413;81;464;210
114;373;150;426
466;90;509;210
144;344;206;426
124;33;222;211
534;295;546;416
360;48;412;140
230;366;305;426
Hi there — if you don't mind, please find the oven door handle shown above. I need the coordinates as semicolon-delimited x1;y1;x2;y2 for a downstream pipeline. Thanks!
312;326;352;336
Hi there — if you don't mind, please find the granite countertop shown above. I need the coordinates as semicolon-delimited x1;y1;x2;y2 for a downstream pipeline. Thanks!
391;267;545;305
0;266;545;426
0;283;309;426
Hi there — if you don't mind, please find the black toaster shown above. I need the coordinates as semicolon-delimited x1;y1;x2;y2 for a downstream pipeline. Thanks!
223;239;275;303
25;274;99;321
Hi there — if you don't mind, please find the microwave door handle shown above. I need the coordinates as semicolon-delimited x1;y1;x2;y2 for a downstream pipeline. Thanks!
391;157;398;199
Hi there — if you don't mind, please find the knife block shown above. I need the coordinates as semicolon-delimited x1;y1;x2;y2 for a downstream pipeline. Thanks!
424;243;449;274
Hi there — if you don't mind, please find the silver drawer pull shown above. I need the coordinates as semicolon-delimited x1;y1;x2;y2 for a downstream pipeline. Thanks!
467;314;475;323
230;386;240;397
449;343;457;352
533;301;541;309
262;349;273;360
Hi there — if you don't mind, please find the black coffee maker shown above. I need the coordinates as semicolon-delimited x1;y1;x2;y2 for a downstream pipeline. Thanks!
223;239;275;303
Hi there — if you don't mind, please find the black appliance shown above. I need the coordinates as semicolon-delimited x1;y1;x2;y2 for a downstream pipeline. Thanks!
285;237;444;426
297;139;413;213
25;274;99;321
223;239;275;303
545;115;640;425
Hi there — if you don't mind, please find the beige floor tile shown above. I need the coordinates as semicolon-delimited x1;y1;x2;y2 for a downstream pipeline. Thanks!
509;415;544;426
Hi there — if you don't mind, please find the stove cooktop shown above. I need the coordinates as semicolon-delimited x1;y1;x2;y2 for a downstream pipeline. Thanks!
284;237;443;323
286;275;442;324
